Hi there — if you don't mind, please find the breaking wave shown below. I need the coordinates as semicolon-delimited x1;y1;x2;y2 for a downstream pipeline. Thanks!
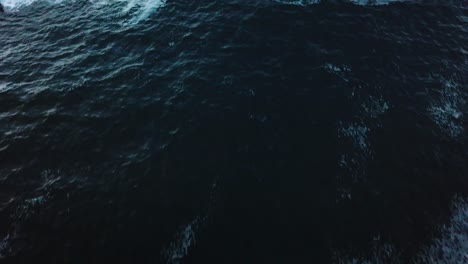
1;0;166;23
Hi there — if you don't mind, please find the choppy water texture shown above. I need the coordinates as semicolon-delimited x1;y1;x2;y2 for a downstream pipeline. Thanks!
0;0;467;263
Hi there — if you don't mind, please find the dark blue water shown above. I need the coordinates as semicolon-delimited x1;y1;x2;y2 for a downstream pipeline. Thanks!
0;0;467;263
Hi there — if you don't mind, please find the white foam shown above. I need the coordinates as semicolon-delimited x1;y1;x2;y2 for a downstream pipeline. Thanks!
428;77;465;139
162;217;203;264
335;197;468;263
336;89;389;183
1;0;67;11
415;197;468;263
361;95;390;121
337;122;373;182
324;63;352;82
125;0;166;25
0;234;12;258
340;124;370;153
275;0;320;6
275;0;410;6
1;0;166;24
349;0;407;4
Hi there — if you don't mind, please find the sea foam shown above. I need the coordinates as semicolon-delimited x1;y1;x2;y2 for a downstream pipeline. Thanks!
1;0;166;24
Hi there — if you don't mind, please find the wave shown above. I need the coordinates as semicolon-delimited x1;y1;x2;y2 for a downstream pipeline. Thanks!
2;0;69;10
1;0;166;24
335;197;468;263
275;0;410;6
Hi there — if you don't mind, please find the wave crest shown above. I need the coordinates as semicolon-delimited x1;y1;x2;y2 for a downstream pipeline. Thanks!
1;0;166;24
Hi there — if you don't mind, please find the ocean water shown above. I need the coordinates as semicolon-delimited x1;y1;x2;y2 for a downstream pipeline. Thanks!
0;0;467;263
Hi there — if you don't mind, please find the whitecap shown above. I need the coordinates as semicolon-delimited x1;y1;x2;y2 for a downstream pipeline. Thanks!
428;77;465;139
1;0;166;24
162;216;204;264
275;0;411;6
334;197;468;263
1;0;67;11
